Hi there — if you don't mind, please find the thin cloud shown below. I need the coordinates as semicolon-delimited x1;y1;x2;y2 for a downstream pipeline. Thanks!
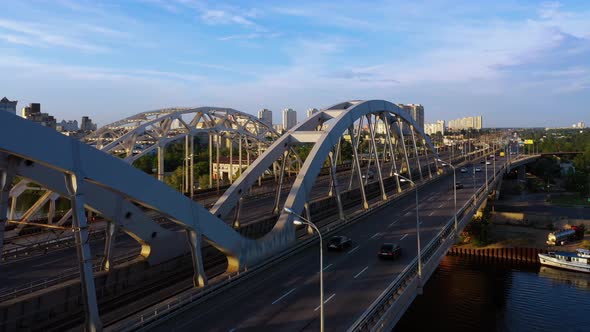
0;19;109;53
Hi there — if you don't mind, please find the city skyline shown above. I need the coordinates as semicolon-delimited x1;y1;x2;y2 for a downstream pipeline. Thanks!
0;1;589;127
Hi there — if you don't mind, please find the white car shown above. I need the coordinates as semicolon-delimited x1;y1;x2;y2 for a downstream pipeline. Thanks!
460;167;467;173
486;161;491;165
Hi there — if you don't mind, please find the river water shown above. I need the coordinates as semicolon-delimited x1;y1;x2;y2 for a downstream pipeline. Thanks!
395;255;590;332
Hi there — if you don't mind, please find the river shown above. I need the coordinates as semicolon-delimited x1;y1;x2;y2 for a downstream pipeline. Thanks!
395;255;590;332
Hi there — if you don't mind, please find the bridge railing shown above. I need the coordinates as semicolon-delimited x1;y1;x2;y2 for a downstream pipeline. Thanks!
348;161;506;331
111;156;466;331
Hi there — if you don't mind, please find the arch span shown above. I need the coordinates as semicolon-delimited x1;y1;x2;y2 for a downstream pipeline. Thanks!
213;100;439;262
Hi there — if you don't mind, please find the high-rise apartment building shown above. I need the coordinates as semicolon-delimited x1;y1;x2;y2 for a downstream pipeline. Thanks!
80;116;97;132
424;120;445;135
258;108;272;127
448;116;483;131
306;108;318;117
0;97;17;115
398;104;424;130
282;108;297;131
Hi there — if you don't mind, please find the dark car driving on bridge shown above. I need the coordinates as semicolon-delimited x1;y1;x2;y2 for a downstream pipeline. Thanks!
378;243;402;259
328;236;352;251
455;182;464;189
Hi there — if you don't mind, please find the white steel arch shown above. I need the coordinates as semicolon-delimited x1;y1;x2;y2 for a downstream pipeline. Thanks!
211;100;439;262
84;107;277;163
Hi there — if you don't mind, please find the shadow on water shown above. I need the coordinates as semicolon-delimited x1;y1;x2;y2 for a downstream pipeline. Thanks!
394;255;590;332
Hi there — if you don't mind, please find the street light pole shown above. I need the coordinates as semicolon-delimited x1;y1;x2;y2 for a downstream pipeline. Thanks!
284;207;324;332
393;173;422;278
438;159;457;232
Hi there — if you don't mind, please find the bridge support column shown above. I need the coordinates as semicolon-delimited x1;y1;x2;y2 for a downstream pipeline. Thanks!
101;220;116;272
0;156;17;257
233;197;243;229
367;114;387;200
64;173;102;332
157;143;165;182
518;165;526;183
349;125;369;209
273;151;288;215
348;117;364;191
48;197;56;224
186;229;207;288
410;125;423;181
397;117;413;183
384;118;401;193
328;151;345;221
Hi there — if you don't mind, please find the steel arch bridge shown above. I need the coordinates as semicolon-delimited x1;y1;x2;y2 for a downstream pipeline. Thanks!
7;106;279;235
0;100;438;329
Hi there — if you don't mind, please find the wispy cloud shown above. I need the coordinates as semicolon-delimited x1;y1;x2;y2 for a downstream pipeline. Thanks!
0;19;109;53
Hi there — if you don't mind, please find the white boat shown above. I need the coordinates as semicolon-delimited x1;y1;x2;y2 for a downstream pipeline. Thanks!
538;249;590;273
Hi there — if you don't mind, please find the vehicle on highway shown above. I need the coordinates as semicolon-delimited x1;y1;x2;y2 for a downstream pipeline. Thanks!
455;182;464;189
460;167;467;173
475;167;481;172
378;243;402;259
327;235;352;251
480;160;485;164
361;170;375;180
486;161;491;165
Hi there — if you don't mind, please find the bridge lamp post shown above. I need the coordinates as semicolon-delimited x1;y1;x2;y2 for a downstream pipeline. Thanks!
437;159;458;232
393;173;422;279
283;207;324;332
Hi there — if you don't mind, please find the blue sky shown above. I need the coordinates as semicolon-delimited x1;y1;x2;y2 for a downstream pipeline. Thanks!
0;0;589;127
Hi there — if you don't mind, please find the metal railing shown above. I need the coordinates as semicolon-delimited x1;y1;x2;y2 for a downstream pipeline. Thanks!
111;156;462;331
348;160;507;331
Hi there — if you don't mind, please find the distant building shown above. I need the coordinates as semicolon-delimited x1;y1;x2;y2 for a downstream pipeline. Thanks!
20;103;56;129
306;108;319;117
258;108;272;127
56;120;79;132
212;156;249;181
448;116;482;131
398;104;424;130
282;108;297;131
80;116;97;132
572;121;586;129
0;97;17;115
273;124;284;134
425;120;445;136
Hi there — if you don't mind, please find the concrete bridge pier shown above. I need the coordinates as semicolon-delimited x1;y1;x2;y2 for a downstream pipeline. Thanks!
517;165;526;183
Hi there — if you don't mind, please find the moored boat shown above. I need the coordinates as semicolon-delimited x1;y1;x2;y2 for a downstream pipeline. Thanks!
538;249;590;273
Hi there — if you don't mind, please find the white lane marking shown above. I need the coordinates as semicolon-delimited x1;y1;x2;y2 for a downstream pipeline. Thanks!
438;203;444;208
323;263;333;271
428;211;434;216
405;211;412;216
354;266;369;279
229;329;236;332
448;197;452;201
314;293;336;311
271;288;296;305
419;221;423;225
388;219;399;228
400;234;409;241
371;232;380;239
347;245;360;255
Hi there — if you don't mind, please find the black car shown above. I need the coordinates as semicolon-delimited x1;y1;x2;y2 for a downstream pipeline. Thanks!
455;182;464;189
378;243;402;259
327;236;352;251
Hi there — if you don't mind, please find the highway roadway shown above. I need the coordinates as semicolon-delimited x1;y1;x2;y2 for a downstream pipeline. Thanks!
0;150;457;293
152;156;507;331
